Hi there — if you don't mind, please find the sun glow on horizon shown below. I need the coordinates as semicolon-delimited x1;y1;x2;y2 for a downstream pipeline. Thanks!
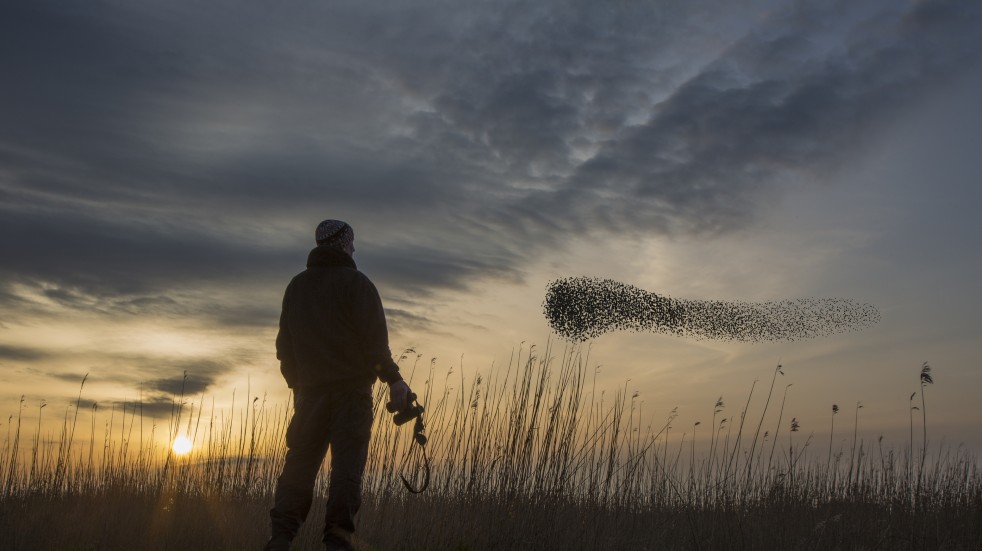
172;435;193;455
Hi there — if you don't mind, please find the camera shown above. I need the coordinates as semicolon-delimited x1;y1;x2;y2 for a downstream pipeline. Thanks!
386;392;425;426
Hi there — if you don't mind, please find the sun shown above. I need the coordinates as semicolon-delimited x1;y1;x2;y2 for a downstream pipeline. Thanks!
172;435;193;455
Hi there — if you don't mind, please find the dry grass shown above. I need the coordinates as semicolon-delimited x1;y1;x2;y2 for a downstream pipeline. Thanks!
2;343;980;550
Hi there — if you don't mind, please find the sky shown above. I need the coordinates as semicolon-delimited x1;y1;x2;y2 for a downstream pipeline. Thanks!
2;0;981;455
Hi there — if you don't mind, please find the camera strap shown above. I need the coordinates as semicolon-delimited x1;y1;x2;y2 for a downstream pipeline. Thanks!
400;413;430;493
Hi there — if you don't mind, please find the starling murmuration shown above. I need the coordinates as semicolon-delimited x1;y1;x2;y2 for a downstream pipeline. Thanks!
544;277;880;342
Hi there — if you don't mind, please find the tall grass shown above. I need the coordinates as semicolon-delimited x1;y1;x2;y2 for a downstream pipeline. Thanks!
1;343;980;550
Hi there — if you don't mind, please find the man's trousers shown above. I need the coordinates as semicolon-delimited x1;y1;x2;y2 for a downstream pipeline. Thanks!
269;384;374;542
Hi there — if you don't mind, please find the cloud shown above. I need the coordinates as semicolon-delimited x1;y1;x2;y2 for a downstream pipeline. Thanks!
147;369;223;397
24;363;237;419
0;344;52;362
0;1;722;305
0;206;294;295
128;357;236;397
537;1;982;236
26;352;241;398
117;397;183;421
1;0;979;313
46;372;89;385
384;308;434;334
359;243;523;296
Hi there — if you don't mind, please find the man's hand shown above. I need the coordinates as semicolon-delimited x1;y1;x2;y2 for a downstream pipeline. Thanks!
388;380;412;411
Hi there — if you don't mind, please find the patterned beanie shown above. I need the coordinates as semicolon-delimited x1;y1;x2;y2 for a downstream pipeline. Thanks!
315;219;355;250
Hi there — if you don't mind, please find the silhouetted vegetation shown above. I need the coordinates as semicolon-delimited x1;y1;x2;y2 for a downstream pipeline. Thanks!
1;345;979;550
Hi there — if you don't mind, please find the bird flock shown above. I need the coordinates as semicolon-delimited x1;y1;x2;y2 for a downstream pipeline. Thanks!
543;277;880;343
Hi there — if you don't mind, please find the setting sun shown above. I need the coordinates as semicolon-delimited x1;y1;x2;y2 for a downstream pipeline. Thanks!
172;435;193;455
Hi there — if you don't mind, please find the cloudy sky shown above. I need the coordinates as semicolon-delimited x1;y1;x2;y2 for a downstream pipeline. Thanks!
2;0;981;454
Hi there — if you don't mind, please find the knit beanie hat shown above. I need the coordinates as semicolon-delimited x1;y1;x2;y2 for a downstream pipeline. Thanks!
315;219;354;250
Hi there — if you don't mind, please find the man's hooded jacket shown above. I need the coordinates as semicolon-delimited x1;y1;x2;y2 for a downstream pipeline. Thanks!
276;246;403;389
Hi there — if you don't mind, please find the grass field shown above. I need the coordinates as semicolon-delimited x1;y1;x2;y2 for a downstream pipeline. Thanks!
2;344;980;550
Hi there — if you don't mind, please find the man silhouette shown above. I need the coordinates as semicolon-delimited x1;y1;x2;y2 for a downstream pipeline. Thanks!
266;220;412;551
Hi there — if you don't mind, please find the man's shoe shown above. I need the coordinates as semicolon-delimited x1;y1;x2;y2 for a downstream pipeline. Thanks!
263;535;292;551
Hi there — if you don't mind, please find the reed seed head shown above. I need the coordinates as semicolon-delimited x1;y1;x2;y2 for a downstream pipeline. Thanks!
920;362;934;385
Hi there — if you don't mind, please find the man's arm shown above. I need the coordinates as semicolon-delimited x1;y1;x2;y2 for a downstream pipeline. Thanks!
351;274;413;409
352;275;404;385
275;284;298;388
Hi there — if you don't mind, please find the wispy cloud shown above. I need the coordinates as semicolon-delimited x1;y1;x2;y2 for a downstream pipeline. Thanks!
147;366;227;397
0;344;52;362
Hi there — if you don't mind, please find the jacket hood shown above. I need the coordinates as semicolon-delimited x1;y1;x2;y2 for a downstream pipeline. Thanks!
306;246;357;269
